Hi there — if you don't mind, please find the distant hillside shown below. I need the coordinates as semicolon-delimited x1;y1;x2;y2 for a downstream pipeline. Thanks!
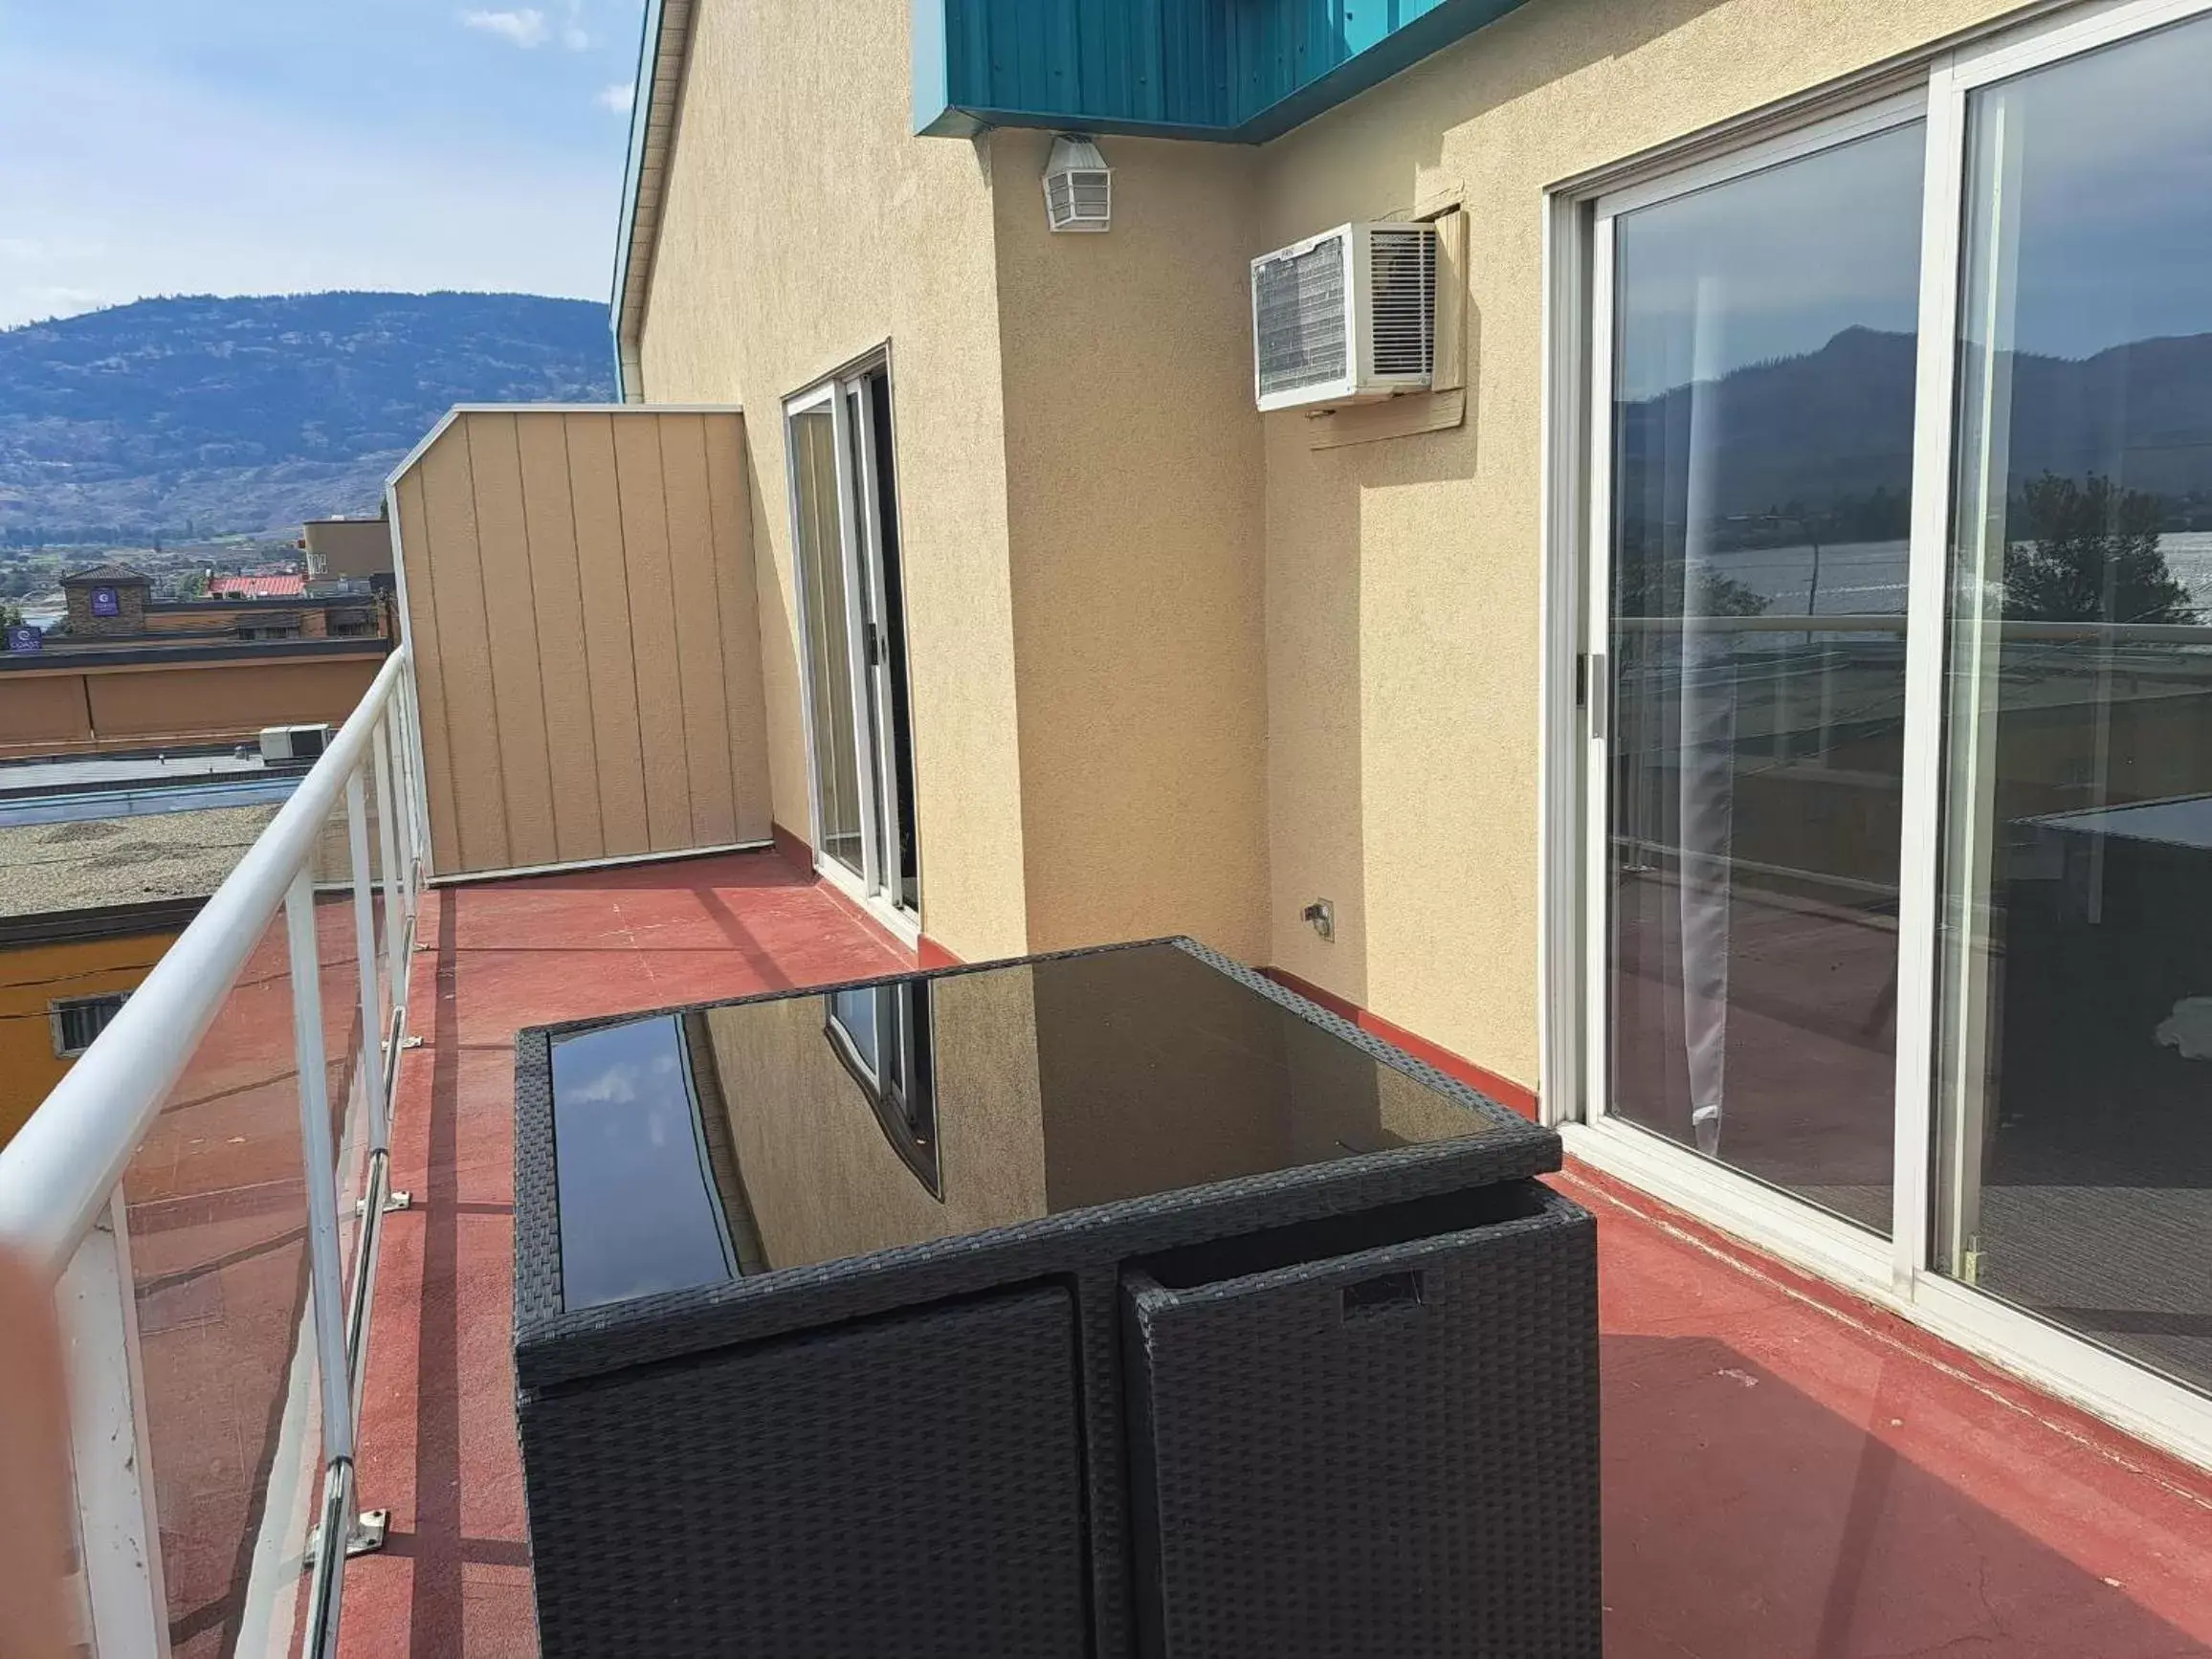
1619;326;2212;524
0;292;615;542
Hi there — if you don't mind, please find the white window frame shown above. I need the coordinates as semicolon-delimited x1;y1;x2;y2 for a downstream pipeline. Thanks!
783;353;922;948
1541;0;2212;1470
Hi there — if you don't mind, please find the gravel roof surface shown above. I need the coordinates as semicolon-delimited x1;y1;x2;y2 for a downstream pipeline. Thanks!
0;803;278;919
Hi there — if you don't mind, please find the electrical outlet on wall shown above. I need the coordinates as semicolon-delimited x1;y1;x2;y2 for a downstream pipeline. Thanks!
1302;898;1335;942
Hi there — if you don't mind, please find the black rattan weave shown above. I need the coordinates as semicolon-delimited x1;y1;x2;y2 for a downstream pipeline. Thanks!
1123;1183;1601;1658
523;1284;1089;1658
513;937;1597;1658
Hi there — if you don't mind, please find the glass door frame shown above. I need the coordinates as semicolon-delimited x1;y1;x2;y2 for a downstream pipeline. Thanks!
783;351;922;944
1573;88;1929;1294
1541;0;2212;1467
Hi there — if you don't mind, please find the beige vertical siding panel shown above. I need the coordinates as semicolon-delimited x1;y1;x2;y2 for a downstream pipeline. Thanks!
659;412;739;847
516;413;606;861
704;412;771;843
565;415;652;858
393;468;465;874
611;414;694;851
415;423;510;872
465;411;559;868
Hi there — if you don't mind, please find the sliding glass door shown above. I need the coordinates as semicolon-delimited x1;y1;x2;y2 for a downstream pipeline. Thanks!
786;359;921;928
1591;107;1926;1234
1574;0;2212;1423
1933;9;2212;1395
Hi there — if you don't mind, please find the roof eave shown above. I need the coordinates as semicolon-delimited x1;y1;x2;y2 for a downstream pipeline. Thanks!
610;0;697;403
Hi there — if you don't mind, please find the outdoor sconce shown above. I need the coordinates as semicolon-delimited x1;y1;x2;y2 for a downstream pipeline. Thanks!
1043;134;1111;232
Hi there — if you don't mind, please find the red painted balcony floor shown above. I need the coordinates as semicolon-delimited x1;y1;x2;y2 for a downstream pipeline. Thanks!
336;850;2212;1658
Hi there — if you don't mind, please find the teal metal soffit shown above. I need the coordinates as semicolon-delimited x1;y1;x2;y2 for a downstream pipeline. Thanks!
913;0;1532;144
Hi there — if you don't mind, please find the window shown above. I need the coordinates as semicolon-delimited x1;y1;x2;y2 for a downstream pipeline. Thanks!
826;982;940;1198
52;992;127;1057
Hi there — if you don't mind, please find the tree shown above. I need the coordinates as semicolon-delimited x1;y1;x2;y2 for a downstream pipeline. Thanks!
2002;472;2195;625
0;601;24;630
1615;549;1771;619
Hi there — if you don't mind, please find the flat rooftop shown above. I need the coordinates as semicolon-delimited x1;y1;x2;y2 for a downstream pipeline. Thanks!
0;802;276;920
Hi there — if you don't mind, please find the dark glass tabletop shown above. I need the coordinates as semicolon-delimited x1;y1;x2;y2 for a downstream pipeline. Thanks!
546;940;1524;1313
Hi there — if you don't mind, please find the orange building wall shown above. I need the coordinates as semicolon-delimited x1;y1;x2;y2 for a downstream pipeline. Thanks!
0;653;384;759
0;929;179;1148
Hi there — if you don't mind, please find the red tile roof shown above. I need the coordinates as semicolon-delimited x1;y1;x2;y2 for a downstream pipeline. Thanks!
208;574;306;599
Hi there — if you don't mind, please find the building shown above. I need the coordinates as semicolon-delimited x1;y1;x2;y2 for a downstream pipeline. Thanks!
0;559;392;760
0;797;278;1147
208;572;307;600
301;514;394;583
568;0;2212;1449
10;3;2212;1654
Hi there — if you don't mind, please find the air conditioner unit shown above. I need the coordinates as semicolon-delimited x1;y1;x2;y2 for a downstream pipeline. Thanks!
1251;221;1437;411
259;723;331;763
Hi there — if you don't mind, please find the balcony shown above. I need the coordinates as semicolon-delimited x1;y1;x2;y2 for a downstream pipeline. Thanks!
3;409;2209;1659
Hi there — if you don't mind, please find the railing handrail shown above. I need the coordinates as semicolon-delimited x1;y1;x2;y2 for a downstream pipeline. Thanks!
1612;613;2212;643
0;645;414;1283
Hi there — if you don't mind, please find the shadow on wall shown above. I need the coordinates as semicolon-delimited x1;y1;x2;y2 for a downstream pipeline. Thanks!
1385;0;1744;181
1600;1333;2212;1658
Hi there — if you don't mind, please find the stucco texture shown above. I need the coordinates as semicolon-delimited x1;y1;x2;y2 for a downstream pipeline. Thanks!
1251;0;2035;1095
637;0;1029;962
989;131;1271;964
636;0;2040;1095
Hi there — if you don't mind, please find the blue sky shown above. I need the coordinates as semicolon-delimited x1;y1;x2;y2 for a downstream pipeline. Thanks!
0;0;647;327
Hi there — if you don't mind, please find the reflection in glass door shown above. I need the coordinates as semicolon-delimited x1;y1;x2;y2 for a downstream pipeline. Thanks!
786;361;921;926
1592;114;1926;1233
1934;12;2212;1395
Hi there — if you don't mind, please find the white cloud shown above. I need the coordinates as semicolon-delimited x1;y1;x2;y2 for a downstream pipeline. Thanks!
595;81;633;114
459;9;549;48
560;1;589;50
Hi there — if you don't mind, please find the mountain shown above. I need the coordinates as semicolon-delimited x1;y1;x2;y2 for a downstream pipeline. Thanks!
1619;326;2212;526
0;292;615;542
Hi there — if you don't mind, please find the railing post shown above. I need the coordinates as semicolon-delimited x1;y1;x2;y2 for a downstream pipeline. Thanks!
392;691;421;912
345;769;387;1156
285;871;354;1469
372;717;406;1039
58;1189;172;1659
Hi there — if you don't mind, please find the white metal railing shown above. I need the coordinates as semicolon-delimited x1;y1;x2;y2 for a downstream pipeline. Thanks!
0;645;426;1659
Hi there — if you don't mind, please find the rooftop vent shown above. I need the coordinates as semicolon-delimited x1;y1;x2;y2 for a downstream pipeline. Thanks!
1043;134;1111;232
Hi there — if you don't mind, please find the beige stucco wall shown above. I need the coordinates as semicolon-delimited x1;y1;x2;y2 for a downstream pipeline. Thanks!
636;0;1029;962
392;409;768;877
988;133;1272;964
1252;0;2034;1095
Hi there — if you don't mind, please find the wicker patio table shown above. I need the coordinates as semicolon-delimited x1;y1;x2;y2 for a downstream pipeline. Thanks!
514;937;1600;1658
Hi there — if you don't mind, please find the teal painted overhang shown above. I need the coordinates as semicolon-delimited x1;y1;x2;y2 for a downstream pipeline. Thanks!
913;0;1533;143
